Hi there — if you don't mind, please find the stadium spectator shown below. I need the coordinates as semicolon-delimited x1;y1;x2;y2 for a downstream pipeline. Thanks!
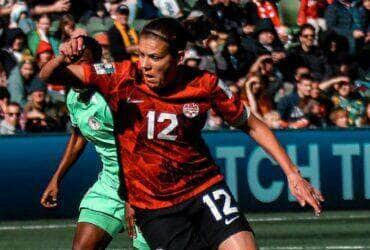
27;14;60;56
277;74;313;128
9;3;35;34
330;80;365;126
239;17;258;49
248;18;282;55
329;107;349;127
276;25;294;50
1;48;17;78
55;14;76;42
0;0;15;17
352;0;370;51
288;24;332;81
7;59;37;107
322;32;350;70
0;62;7;87
249;54;284;102
183;48;202;69
27;0;71;16
246;0;281;27
203;110;226;130
0;87;10;120
204;0;245;31
0;102;22;135
5;28;30;64
302;98;329;127
215;34;254;83
363;102;370;126
153;0;184;18
325;0;357;53
243;73;274;119
108;4;139;62
36;41;54;69
182;18;218;73
297;0;328;31
8;1;28;28
24;78;66;133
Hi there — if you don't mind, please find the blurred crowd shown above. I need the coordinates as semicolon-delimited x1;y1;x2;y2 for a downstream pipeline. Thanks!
0;0;369;135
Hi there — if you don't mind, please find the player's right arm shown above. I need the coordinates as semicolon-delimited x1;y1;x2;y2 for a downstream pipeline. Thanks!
39;37;86;88
40;36;136;98
40;128;87;208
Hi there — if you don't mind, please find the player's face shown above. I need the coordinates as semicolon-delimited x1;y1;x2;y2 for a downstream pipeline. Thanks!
138;36;178;90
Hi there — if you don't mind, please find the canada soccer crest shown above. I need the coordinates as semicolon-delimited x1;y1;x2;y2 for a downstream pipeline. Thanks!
183;103;199;118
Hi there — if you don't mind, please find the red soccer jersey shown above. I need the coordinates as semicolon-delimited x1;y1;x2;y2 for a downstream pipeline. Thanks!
82;61;250;209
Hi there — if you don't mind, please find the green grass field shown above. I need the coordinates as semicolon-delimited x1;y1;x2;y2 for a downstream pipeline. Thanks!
1;210;370;250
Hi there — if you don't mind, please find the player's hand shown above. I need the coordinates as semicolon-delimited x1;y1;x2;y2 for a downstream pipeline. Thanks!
287;172;324;216
40;178;59;208
59;37;85;63
125;203;137;239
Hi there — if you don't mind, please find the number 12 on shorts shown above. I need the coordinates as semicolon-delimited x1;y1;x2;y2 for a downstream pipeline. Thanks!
203;188;239;223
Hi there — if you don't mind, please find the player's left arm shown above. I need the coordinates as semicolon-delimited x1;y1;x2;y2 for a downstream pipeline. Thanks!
241;113;324;215
210;77;324;215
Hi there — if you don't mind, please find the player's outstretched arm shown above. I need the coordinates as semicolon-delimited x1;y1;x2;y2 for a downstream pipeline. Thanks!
39;38;85;88
40;129;87;208
242;113;324;215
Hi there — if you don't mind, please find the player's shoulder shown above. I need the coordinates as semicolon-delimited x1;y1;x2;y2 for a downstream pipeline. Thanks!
179;66;218;92
66;89;78;107
66;88;78;114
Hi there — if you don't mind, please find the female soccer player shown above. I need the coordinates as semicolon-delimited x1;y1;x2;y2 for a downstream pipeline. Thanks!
40;36;149;250
40;19;324;250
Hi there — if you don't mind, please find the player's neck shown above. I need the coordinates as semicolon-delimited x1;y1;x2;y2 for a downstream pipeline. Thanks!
78;90;95;103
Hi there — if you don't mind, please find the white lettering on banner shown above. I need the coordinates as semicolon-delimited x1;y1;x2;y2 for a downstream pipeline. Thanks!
333;144;360;200
365;144;370;199
216;146;245;200
247;147;284;203
214;142;369;203
287;144;320;202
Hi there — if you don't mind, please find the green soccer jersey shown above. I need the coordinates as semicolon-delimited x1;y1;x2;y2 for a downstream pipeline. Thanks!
66;89;119;188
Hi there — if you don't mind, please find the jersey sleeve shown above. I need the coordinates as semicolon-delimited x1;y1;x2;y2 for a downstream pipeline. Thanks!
81;61;136;98
210;78;250;127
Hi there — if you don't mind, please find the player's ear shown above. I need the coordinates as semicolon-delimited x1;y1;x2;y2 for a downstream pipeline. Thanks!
177;50;185;65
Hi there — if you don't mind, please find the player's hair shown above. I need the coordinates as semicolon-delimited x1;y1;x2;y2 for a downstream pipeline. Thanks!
140;18;188;56
82;36;102;63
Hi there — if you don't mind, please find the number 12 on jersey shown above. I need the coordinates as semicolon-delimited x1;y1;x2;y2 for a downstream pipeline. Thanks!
147;111;178;141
